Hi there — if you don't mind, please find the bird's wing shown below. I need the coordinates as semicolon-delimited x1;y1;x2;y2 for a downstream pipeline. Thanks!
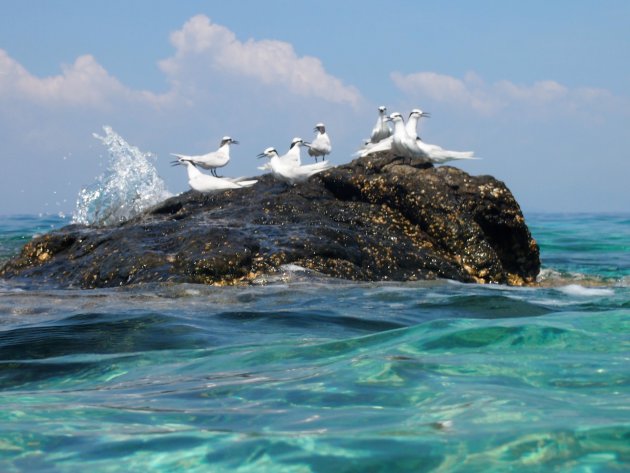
192;175;241;192
357;136;393;157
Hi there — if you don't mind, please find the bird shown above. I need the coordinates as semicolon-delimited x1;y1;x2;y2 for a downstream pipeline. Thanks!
405;109;431;140
370;106;392;143
403;110;478;163
355;106;395;157
306;123;331;162
170;136;238;177
257;137;304;171
173;159;256;193
284;137;304;167
388;112;430;161
257;141;332;185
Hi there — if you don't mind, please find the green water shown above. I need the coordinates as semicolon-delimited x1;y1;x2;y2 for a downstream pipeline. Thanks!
0;213;628;472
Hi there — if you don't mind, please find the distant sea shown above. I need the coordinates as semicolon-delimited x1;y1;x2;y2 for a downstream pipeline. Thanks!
0;212;628;472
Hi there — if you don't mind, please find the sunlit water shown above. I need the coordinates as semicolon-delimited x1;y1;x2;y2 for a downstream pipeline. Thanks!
1;212;629;472
72;126;171;227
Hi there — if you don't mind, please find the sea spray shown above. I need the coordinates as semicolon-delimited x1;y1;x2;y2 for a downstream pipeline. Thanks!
72;126;172;226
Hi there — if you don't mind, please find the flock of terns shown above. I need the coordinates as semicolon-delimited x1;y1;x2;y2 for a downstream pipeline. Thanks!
171;106;478;193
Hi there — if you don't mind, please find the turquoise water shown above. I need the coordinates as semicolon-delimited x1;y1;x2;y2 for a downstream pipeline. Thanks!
0;213;628;472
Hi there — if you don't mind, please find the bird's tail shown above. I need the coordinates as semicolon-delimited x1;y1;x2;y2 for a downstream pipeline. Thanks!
170;154;192;166
429;150;477;160
225;176;256;183
300;160;334;173
355;136;393;157
236;180;258;188
430;153;481;164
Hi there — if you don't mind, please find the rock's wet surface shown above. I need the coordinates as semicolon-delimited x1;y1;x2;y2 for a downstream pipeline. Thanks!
1;153;540;288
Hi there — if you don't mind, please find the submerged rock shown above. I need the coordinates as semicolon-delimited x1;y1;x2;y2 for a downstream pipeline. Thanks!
1;153;540;288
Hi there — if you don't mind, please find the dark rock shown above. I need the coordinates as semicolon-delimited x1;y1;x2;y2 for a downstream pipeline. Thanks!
0;153;540;288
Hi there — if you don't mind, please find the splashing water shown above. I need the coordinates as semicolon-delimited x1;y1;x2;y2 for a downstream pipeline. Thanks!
72;126;172;226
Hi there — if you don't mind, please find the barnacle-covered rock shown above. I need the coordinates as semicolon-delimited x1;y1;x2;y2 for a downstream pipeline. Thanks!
0;153;540;288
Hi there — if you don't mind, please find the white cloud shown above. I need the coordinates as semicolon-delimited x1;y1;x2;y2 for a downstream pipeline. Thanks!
390;71;497;114
0;49;165;108
0;15;361;111
495;79;568;103
159;15;362;107
391;70;613;115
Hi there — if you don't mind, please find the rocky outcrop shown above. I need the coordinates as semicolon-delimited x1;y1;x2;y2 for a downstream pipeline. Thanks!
0;153;540;288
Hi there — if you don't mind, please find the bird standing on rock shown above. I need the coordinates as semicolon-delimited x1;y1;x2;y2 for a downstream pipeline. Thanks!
355;106;393;157
404;110;477;163
388;112;430;162
171;136;238;177
405;109;431;140
257;137;306;172
306;123;331;162
173;159;257;193
284;137;305;167
258;139;332;185
370;105;392;143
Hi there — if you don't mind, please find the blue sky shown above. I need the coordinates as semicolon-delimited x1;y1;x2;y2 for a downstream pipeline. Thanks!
1;0;629;215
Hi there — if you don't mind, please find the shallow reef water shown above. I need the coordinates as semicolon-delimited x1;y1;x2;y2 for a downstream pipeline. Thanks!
0;213;628;472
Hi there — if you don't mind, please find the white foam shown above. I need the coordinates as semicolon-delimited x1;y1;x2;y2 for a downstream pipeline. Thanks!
557;284;615;297
72;126;172;226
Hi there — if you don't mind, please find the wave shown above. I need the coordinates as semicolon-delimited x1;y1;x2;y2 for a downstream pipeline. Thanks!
556;284;615;297
0;311;211;362
71;126;172;226
537;267;629;288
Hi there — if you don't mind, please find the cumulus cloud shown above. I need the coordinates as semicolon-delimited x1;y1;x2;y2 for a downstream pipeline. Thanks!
0;15;361;111
159;15;362;107
0;49;165;108
391;70;613;115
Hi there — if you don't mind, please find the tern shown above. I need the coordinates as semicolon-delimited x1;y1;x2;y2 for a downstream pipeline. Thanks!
370;106;392;143
284;137;304;167
388;112;430;161
405;109;431;140
257;141;332;185
355;106;394;157
258;137;304;171
171;136;238;177
306;123;331;162
257;137;305;171
404;110;477;163
173;159;257;193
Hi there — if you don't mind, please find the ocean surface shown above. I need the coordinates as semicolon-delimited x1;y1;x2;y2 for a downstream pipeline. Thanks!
1;129;628;472
0;212;628;472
